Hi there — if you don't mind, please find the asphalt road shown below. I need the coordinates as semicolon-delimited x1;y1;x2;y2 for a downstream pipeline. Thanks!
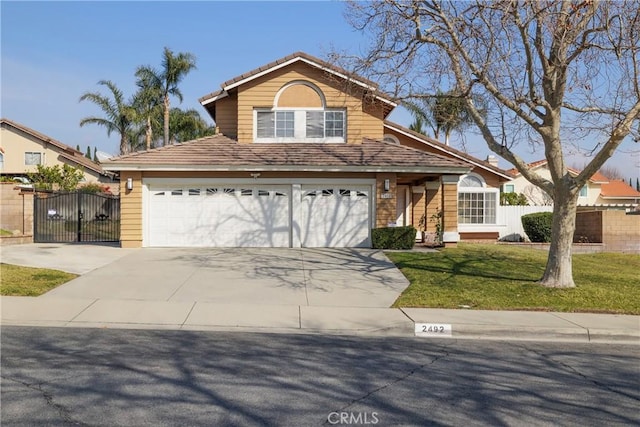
1;327;638;427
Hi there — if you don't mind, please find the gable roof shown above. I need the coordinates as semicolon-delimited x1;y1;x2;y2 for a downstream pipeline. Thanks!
507;159;610;183
199;51;397;111
599;180;640;199
103;135;471;174
383;120;513;180
0;118;110;177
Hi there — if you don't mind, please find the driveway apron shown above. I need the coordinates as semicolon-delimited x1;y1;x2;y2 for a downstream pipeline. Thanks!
41;248;409;308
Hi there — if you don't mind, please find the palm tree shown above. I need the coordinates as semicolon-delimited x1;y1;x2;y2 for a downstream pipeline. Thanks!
405;89;485;146
79;80;134;155
169;108;215;143
133;70;163;150
136;47;197;146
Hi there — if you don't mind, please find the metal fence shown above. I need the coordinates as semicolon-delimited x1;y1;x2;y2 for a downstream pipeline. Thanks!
34;192;120;243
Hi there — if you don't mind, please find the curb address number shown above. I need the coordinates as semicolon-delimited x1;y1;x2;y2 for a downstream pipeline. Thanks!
415;323;452;337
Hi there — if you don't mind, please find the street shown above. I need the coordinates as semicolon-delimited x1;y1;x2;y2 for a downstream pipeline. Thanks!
1;326;638;426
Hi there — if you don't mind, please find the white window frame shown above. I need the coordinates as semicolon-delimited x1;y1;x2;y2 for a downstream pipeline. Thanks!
254;108;346;143
504;184;515;193
457;173;499;226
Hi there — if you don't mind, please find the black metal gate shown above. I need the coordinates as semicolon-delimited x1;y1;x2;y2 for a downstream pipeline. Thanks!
34;192;120;243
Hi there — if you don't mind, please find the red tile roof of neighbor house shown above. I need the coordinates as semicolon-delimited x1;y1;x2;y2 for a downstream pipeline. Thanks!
103;134;472;172
599;180;640;198
198;52;396;110
507;159;611;183
0;118;108;176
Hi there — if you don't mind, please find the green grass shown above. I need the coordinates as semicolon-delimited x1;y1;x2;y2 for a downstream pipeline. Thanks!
0;263;77;296
387;244;640;314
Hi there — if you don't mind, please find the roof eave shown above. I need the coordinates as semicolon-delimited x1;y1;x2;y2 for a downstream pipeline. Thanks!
102;164;471;174
384;121;513;180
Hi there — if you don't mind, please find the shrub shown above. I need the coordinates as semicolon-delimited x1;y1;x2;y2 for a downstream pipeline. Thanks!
371;226;417;250
500;192;529;206
78;183;111;194
521;212;553;242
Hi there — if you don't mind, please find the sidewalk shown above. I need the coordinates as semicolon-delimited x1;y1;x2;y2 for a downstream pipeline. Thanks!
2;296;638;344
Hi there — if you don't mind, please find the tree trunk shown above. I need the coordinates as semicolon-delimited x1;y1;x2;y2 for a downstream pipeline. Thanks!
120;135;129;155
538;189;578;288
146;116;152;150
164;95;170;146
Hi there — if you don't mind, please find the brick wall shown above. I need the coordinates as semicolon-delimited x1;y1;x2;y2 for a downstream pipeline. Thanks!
0;183;34;237
575;210;640;253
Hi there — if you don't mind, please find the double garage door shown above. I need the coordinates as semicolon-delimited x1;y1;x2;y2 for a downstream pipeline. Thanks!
146;183;372;248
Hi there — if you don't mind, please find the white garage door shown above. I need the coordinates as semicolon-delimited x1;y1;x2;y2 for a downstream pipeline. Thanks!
300;186;371;248
147;185;290;247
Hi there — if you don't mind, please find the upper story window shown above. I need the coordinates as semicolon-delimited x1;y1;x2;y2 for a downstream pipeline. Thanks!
25;152;42;166
579;185;587;198
254;80;346;143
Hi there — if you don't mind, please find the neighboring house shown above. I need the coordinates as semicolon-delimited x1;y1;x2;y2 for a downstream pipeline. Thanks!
0;118;117;187
103;52;511;248
506;160;640;208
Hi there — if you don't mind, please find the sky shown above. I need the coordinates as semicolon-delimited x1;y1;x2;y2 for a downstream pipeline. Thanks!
2;1;638;179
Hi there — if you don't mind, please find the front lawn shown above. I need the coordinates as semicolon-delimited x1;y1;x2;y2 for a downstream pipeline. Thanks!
0;264;77;296
388;244;640;314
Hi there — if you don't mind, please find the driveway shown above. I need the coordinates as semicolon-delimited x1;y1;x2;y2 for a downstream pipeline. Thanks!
38;247;409;308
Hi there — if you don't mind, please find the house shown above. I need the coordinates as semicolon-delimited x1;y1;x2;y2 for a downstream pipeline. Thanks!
0;118;116;187
103;52;511;248
506;160;640;208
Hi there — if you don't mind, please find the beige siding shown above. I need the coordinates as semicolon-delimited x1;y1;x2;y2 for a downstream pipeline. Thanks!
119;171;143;247
277;84;323;108
235;62;386;144
441;181;458;238
215;92;238;139
375;173;396;228
0;126;104;183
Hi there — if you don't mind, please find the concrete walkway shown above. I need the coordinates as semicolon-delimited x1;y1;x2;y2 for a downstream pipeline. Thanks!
1;244;638;344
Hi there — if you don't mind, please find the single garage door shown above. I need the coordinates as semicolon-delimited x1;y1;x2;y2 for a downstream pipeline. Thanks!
300;185;371;247
147;185;290;247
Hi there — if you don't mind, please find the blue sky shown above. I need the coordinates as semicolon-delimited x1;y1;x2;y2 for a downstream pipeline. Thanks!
2;1;638;177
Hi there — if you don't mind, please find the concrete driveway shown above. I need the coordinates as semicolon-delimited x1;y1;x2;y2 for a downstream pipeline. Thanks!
34;247;409;308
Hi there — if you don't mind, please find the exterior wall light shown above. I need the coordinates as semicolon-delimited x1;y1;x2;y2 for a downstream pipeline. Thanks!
126;178;133;191
384;179;390;192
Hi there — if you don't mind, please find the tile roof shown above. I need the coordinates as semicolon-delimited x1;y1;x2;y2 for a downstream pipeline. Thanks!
383;120;513;180
0;118;109;176
507;159;611;183
599;180;640;198
103;135;471;172
198;51;396;107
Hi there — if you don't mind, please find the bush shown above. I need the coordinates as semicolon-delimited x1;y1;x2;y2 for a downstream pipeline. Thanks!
371;226;417;250
78;183;111;194
521;212;553;242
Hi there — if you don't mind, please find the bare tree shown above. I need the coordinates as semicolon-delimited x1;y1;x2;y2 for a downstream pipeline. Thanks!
523;185;554;206
598;165;624;180
341;0;640;287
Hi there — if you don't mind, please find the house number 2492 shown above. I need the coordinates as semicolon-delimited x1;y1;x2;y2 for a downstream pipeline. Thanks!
415;323;452;337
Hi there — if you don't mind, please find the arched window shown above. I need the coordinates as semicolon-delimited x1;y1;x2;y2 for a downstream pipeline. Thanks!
383;134;400;144
458;173;498;225
254;80;346;143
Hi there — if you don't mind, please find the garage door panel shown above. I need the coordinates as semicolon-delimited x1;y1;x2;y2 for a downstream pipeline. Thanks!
300;186;371;248
147;185;290;247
